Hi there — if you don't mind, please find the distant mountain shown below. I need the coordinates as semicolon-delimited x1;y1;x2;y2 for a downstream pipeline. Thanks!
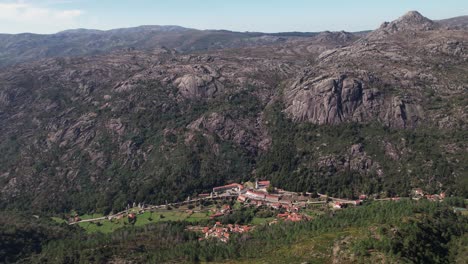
57;28;105;34
437;15;468;29
0;25;335;67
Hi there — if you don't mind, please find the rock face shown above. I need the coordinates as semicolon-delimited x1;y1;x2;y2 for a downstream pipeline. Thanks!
284;73;423;127
174;74;223;99
285;74;370;125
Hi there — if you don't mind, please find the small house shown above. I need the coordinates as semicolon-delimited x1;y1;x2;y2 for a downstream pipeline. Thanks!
333;202;343;209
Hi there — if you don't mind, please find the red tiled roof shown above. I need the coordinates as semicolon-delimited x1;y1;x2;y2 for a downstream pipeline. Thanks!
237;195;247;202
265;194;279;199
246;190;266;198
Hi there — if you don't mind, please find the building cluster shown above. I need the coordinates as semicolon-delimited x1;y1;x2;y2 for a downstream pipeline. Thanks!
425;193;446;201
200;222;252;243
209;180;316;223
212;180;310;213
210;205;232;219
412;188;446;201
277;212;310;222
332;202;344;209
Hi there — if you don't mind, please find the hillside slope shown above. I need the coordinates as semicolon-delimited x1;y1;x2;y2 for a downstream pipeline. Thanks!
0;11;467;213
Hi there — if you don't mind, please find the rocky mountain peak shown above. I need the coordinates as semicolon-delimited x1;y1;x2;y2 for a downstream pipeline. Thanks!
367;11;438;40
399;10;429;22
394;11;435;28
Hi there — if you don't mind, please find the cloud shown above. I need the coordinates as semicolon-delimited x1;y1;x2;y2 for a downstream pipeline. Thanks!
0;1;83;28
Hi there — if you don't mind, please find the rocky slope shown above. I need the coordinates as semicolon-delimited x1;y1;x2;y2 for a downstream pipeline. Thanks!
284;11;467;129
0;11;466;213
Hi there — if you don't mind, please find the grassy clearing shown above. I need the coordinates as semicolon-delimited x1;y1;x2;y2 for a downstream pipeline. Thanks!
75;206;276;234
69;204;315;234
77;209;212;234
77;212;278;234
79;213;105;220
185;211;211;223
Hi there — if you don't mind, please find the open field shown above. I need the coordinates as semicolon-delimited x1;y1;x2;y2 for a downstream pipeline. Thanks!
75;209;212;233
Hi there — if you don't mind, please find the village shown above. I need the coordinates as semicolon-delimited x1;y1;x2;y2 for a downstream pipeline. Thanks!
66;181;448;242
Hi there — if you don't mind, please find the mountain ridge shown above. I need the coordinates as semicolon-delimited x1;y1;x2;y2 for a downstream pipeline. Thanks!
1;12;466;68
437;15;468;29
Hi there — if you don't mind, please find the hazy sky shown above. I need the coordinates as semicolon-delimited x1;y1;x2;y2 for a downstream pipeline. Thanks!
0;0;467;34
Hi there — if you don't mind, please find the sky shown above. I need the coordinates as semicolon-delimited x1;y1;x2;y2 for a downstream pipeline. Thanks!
0;0;467;34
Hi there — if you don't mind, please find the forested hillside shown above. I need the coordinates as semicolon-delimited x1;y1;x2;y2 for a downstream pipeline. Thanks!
1;200;466;263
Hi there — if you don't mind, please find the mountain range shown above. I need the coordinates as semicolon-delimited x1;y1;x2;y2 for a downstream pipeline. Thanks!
1;14;466;68
0;24;320;68
0;11;467;213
